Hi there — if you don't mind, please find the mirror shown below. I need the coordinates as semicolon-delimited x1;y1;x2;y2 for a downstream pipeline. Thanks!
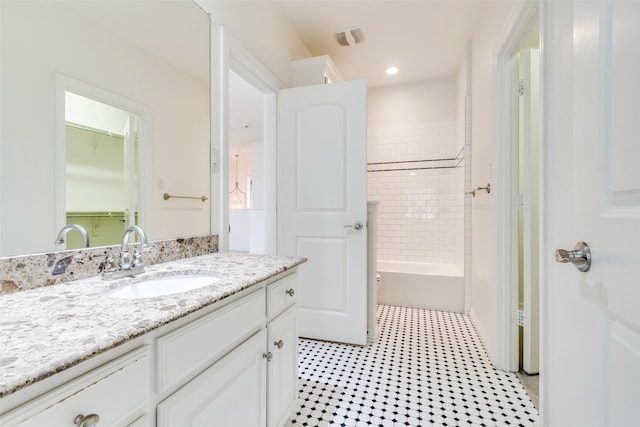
0;0;211;257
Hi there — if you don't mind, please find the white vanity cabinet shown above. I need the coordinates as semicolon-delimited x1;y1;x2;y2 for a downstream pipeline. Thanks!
2;346;150;426
158;272;300;427
0;269;301;427
154;287;266;395
267;306;298;427
266;273;298;427
157;330;268;426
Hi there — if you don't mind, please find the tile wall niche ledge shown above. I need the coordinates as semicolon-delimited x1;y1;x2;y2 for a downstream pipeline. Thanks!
0;235;218;294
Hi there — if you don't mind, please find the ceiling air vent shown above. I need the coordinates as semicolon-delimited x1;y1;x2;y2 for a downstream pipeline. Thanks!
335;27;365;47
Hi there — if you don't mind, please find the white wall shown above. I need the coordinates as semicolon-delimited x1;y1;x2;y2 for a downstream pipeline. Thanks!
0;1;210;255
199;0;311;87
368;77;457;127
468;1;518;359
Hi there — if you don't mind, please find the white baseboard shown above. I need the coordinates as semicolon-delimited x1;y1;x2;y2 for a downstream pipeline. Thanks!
469;307;494;363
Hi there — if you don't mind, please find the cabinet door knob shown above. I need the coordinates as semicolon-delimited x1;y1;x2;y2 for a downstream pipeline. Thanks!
285;288;295;297
262;352;273;362
274;339;284;349
74;414;100;427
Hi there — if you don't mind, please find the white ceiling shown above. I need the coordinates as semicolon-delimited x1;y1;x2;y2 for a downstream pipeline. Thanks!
229;1;492;146
272;0;490;87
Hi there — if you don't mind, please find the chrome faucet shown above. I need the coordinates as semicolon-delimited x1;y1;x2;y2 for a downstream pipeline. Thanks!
102;225;150;280
55;224;90;248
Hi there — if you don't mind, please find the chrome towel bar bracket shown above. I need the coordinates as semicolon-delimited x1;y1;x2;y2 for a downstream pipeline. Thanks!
466;183;491;197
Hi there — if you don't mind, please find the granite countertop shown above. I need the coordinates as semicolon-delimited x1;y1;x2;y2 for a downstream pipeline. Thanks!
0;252;306;398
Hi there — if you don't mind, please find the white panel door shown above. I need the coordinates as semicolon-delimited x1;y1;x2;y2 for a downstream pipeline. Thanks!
278;80;367;345
543;1;640;425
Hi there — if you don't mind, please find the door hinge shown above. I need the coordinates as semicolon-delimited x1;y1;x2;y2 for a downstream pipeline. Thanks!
514;306;527;327
512;194;528;212
517;79;525;96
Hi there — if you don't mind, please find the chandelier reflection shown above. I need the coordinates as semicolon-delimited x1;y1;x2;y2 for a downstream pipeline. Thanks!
229;154;246;209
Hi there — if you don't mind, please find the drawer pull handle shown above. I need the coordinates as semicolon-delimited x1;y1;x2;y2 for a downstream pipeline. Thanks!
263;351;273;362
285;288;295;297
74;413;100;427
274;339;284;349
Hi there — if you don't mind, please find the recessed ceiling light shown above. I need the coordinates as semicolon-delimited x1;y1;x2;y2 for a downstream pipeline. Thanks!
385;66;399;76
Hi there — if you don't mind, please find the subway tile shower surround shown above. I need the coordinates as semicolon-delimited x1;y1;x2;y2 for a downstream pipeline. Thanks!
367;122;464;266
0;235;217;294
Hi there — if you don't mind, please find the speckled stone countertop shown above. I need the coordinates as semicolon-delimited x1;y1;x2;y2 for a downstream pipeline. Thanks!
0;252;306;398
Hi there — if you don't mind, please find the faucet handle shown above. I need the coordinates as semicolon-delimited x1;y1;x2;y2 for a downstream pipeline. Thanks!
94;254;117;272
105;255;117;270
131;249;144;268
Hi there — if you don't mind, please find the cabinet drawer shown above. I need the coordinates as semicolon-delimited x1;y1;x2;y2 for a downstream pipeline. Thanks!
4;347;149;427
156;288;265;393
267;273;298;319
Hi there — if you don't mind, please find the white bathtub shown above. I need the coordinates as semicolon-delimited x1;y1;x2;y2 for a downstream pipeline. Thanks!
377;261;464;313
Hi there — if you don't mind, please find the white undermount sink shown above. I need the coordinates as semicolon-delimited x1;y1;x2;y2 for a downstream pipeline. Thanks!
104;274;222;299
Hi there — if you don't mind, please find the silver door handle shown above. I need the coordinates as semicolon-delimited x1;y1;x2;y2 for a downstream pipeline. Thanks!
344;221;364;231
555;241;591;272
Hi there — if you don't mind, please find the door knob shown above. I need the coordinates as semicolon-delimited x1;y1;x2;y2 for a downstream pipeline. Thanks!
555;241;591;272
344;221;364;231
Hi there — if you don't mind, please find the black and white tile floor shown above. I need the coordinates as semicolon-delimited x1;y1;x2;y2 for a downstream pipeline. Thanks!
286;305;539;426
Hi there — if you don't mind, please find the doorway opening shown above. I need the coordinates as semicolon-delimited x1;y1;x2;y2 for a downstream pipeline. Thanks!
227;70;267;253
62;91;141;249
514;42;541;409
492;0;540;409
55;75;151;250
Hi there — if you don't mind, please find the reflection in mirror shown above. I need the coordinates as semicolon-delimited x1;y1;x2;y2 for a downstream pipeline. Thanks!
63;92;140;250
227;70;266;253
0;0;211;257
